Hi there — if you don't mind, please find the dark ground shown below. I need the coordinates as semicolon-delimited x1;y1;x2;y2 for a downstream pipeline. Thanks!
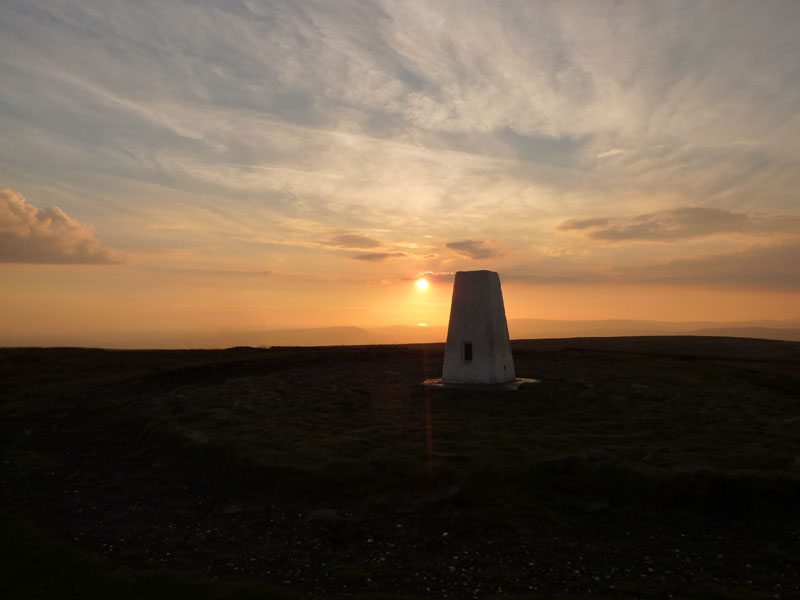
1;336;799;599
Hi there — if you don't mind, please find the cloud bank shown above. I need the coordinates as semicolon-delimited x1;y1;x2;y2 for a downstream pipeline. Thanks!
619;242;800;289
504;241;800;290
558;207;800;242
0;189;121;264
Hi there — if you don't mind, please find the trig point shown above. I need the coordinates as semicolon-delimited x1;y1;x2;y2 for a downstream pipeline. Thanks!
442;270;516;384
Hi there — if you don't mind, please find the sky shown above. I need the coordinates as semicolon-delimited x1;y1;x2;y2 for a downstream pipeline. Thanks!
2;0;800;346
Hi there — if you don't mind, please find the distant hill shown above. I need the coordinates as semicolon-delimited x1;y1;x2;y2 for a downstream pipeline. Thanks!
682;327;800;342
0;326;375;350
3;319;800;348
512;335;800;361
507;319;800;342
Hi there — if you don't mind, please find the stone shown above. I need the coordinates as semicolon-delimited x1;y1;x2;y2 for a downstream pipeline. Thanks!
442;270;515;384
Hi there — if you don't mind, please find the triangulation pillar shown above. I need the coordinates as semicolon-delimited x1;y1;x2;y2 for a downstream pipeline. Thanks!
442;270;515;384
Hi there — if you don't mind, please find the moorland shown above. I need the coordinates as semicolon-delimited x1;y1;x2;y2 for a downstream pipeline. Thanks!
1;336;799;599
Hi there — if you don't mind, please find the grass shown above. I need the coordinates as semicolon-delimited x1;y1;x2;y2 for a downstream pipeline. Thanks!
1;338;798;598
0;509;298;600
0;508;635;600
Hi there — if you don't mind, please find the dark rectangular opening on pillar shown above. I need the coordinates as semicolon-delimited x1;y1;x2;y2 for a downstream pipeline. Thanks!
463;342;473;362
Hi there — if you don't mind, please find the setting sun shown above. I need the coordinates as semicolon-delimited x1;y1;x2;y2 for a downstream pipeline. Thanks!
416;278;429;291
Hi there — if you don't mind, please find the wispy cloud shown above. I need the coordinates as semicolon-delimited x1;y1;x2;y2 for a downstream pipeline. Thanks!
318;233;382;249
503;242;800;290
0;0;799;295
596;149;626;159
353;251;407;262
446;240;500;259
619;242;800;290
0;188;122;264
416;271;454;283
558;207;800;242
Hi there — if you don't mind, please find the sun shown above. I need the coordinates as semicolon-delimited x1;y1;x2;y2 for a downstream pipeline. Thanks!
416;278;429;291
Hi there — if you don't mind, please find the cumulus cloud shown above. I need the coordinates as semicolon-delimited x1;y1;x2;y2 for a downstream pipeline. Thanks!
318;233;382;249
0;189;122;264
352;251;407;262
446;240;500;259
558;207;800;242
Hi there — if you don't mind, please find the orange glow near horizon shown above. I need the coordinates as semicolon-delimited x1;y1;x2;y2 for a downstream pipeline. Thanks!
0;264;798;348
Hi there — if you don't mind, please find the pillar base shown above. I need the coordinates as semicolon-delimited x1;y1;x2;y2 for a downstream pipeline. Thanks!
422;377;539;391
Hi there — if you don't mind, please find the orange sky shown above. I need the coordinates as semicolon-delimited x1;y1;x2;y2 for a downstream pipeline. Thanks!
2;262;798;347
1;2;799;347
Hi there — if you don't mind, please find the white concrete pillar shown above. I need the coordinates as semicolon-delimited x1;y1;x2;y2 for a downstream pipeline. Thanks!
442;270;515;384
